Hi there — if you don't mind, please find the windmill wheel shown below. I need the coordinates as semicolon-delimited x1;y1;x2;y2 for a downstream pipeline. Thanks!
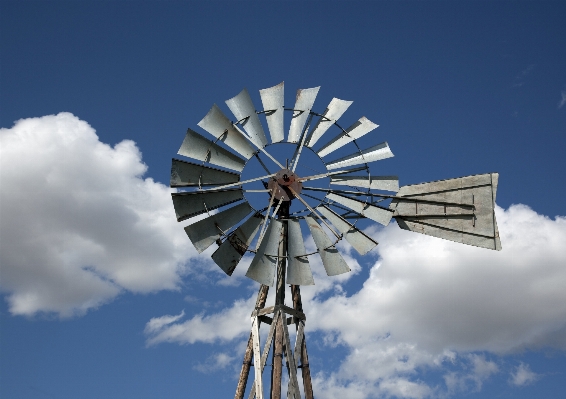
170;82;401;286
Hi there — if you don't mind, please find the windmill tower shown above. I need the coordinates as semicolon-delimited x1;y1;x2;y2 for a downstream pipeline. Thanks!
170;82;501;399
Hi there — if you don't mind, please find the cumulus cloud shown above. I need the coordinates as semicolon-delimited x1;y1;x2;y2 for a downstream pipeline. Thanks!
144;203;566;397
509;362;539;386
0;113;202;317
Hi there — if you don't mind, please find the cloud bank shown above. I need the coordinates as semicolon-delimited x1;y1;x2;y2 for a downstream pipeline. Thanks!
145;204;566;398
0;113;199;317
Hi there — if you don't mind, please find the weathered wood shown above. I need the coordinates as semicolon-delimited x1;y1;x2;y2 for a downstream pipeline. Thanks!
248;311;280;399
251;316;264;399
271;315;284;399
280;305;306;321
292;285;314;399
293;321;304;371
235;284;269;399
253;305;305;321
282;315;301;399
271;216;287;399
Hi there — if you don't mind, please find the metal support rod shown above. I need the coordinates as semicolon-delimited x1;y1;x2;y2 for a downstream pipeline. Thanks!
235;284;270;399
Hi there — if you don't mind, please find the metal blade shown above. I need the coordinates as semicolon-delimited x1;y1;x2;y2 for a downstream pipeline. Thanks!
197;104;256;159
171;188;244;222
184;202;253;253
327;192;394;226
246;219;283;286
286;219;314;285
307;98;353;147
326;142;394;170
317;117;378;157
259;82;284;143
178;128;246;172
226;88;268;148
304;216;350;276
288;87;320;143
390;173;501;250
170;159;240;187
211;213;263;275
317;206;378;255
330;175;399;192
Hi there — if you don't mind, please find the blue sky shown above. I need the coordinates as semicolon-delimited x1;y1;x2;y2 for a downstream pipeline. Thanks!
1;1;565;398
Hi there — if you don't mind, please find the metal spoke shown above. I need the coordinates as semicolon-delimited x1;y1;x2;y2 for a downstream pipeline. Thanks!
198;173;276;192
233;123;285;169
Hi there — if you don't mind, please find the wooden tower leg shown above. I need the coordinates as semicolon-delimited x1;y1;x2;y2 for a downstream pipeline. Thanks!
234;284;269;399
235;201;314;399
291;285;314;399
271;208;287;399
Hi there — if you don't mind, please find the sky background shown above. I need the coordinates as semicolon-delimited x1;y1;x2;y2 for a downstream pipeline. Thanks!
1;1;566;398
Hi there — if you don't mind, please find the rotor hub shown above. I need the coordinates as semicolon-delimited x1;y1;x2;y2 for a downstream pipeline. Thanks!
267;168;303;201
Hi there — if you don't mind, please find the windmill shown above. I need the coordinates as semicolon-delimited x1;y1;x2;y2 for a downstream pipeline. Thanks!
170;82;501;399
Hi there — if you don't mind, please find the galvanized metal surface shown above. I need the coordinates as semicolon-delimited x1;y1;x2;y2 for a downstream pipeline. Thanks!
171;188;244;222
307;98;353;147
330;175;399;192
326;142;394;170
317;116;378;157
246;219;283;286
170;158;240;187
226;88;268;148
184;202;253;253
212;213;263;275
197;104;256;159
304;215;350;276
259;82;285;143
390;173;501;250
327;192;394;226
298;166;367;183
286;219;314;285
288;87;320;143
317;206;378;255
178;128;246;172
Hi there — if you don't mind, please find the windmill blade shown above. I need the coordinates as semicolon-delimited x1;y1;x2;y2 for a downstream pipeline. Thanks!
184;202;253;253
246;219;283;286
288;87;320;143
286;219;314;285
178;128;246;172
226;88;268;148
307;98;353;147
330;175;399;192
212;213;263;275
326;142;394;170
197;104;255;159
389;173;502;250
326;192;394;226
317;117;378;157
317;206;377;255
171;188;244;222
304;216;350;276
325;142;394;172
170;159;240;188
259;82;285;143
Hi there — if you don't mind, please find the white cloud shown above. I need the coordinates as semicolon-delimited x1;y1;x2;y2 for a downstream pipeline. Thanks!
558;89;566;109
144;203;566;397
509;362;539;386
0;113;202;317
194;352;236;373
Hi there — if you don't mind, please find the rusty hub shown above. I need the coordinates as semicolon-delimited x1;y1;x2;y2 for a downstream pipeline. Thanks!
267;168;303;202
